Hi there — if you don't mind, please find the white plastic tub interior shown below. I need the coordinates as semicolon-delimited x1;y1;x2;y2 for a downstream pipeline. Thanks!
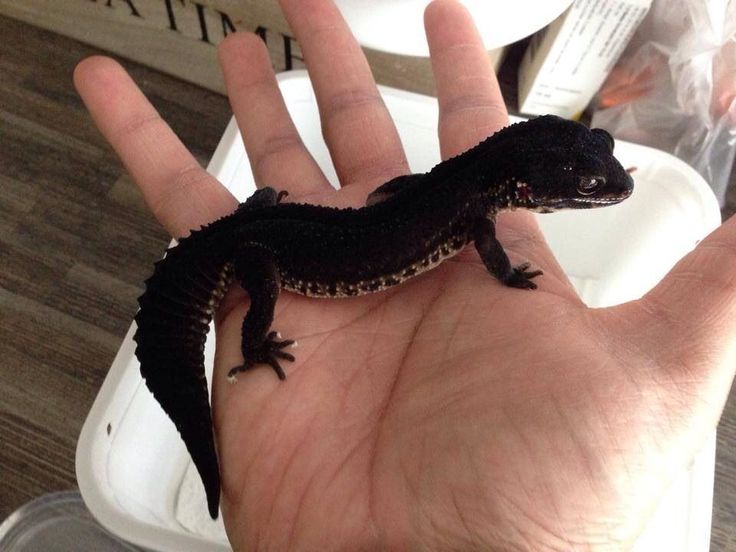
76;71;721;552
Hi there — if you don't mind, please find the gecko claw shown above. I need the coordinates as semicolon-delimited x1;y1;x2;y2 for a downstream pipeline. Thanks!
229;330;296;380
505;262;543;290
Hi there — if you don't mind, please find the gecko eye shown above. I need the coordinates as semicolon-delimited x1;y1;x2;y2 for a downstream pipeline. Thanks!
577;176;605;195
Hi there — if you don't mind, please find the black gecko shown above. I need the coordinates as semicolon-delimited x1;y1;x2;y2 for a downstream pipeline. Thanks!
133;115;634;518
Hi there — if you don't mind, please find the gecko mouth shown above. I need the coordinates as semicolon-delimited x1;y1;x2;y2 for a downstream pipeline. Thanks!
569;183;634;207
570;196;626;205
528;195;628;212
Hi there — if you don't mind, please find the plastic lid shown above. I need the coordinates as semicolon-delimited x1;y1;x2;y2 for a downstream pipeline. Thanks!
0;492;143;551
335;0;575;55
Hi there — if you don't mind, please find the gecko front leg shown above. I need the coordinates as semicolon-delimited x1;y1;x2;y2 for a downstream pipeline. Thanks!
228;244;295;381
236;186;289;211
473;218;543;289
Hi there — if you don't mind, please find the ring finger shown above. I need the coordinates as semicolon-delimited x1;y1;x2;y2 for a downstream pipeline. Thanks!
219;33;332;199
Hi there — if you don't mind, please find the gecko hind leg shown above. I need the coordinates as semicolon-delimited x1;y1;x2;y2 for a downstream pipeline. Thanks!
227;245;296;381
366;173;424;206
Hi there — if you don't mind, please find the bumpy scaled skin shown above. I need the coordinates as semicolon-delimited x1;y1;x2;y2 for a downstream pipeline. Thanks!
133;115;634;519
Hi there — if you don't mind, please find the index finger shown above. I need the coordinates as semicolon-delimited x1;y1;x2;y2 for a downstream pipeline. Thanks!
278;0;410;192
74;56;237;238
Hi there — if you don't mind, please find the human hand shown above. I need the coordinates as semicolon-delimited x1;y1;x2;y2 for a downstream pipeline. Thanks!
74;0;736;549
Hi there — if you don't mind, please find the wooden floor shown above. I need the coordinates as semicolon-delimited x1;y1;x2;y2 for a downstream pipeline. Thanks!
0;12;229;522
1;14;735;550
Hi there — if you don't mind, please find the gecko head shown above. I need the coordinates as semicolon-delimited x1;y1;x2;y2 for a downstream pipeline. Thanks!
497;115;634;213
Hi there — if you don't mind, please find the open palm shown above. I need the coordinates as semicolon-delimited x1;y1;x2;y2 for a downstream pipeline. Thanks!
75;0;736;549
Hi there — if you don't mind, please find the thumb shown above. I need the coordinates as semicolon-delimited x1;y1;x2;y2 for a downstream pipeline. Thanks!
612;214;736;412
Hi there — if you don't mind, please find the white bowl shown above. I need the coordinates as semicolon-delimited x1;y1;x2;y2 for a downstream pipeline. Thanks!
335;0;574;55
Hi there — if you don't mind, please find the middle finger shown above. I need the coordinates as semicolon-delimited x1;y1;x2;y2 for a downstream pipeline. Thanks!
424;0;576;292
219;32;332;198
279;0;410;192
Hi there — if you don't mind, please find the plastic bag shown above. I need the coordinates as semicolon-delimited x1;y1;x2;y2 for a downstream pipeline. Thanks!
591;0;736;205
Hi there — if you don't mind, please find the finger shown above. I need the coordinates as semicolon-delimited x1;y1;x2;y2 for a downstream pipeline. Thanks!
424;0;574;291
424;0;508;159
74;56;237;237
620;216;736;388
218;33;332;199
278;0;409;191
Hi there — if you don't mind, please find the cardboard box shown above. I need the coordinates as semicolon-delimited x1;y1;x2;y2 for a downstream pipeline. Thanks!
0;0;438;95
518;0;652;119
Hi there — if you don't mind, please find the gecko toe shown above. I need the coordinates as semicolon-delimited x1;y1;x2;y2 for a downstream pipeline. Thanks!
273;350;295;362
233;330;297;381
505;263;543;290
227;360;254;380
267;359;287;380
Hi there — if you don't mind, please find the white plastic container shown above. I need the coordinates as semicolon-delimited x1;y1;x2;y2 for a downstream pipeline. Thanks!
76;71;720;552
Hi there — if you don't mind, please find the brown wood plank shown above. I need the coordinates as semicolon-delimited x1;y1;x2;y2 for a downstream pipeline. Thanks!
0;14;230;524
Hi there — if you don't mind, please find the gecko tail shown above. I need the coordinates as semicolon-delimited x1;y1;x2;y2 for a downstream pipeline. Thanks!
133;232;234;520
